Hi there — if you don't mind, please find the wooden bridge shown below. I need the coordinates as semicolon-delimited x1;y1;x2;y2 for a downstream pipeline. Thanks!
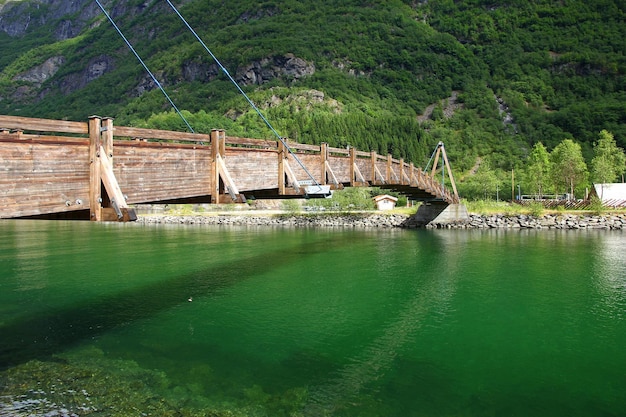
0;114;459;221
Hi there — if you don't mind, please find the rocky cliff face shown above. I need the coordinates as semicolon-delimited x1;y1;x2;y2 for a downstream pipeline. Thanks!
1;0;119;103
1;0;315;108
0;0;103;40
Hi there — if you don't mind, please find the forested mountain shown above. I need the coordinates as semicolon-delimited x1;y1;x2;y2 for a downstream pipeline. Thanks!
1;0;624;198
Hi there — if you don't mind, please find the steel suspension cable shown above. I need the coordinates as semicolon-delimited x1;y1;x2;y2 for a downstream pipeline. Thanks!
424;142;440;171
94;0;195;133
164;0;321;187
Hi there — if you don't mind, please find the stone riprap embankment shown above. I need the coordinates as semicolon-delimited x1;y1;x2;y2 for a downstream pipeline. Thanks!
138;213;413;228
137;212;626;230
430;213;626;230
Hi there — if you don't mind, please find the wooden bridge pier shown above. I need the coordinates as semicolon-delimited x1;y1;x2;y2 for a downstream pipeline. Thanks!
89;116;137;222
0;114;459;221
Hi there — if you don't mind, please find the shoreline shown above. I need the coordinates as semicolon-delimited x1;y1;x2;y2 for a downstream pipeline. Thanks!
136;211;626;230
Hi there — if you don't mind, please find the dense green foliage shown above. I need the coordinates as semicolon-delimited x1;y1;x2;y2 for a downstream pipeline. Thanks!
0;0;624;199
463;132;626;201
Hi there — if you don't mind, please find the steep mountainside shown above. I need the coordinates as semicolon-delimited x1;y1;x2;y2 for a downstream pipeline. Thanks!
0;0;624;182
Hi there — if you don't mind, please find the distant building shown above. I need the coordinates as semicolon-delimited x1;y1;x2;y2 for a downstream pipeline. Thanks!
373;194;398;211
589;183;626;207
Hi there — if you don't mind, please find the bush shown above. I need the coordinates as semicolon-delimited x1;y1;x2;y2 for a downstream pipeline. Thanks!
281;199;301;214
588;196;605;215
527;202;545;218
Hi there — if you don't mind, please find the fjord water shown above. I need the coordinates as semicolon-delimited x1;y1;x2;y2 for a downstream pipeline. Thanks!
1;220;625;416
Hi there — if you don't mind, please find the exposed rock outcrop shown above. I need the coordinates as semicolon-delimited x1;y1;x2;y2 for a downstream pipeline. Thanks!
0;0;102;40
57;55;115;95
236;54;315;86
13;56;66;86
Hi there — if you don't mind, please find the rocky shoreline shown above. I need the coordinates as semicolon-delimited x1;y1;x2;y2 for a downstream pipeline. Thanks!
137;212;626;230
437;213;626;230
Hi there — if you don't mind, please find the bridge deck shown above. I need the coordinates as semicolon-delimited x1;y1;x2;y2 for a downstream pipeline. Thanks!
0;115;458;221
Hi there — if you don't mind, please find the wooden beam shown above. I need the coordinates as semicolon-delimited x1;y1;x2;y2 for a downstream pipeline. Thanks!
353;158;367;185
349;147;356;186
278;140;286;195
210;129;220;203
370;151;377;184
99;145;127;208
102;117;114;161
321;143;328;185
218;129;226;156
216;154;244;202
430;145;442;178
374;164;386;184
440;144;459;201
325;160;340;186
88;116;102;221
99;145;136;221
283;159;301;193
0;114;88;135
113;125;211;143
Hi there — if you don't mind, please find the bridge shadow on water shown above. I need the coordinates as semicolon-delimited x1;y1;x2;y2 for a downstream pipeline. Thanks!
0;235;340;371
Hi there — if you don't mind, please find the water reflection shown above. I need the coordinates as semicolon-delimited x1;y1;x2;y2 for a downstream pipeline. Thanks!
592;233;626;322
13;228;49;292
304;230;462;415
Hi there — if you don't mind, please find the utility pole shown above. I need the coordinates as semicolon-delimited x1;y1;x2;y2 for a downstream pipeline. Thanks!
511;169;515;201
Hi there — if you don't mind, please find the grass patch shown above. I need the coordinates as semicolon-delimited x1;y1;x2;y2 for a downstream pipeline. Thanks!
465;200;544;217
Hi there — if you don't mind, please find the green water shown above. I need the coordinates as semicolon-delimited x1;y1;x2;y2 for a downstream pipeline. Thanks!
1;220;625;416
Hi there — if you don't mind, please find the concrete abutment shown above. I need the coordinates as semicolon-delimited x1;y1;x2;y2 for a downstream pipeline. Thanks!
411;202;469;226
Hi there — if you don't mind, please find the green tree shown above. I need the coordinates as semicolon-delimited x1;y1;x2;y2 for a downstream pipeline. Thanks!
524;142;552;198
461;161;501;200
590;130;626;184
550;139;588;199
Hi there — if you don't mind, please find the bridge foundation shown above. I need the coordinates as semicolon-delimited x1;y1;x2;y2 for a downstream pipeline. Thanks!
411;202;469;226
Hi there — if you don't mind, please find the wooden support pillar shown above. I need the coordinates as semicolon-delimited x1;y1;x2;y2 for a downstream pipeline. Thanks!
400;159;405;185
386;154;392;184
210;129;221;203
370;151;377;184
101;117;114;208
209;129;245;203
88;116;135;221
410;163;415;186
278;139;286;195
219;129;226;156
102;117;114;160
349;146;356;186
321;143;328;185
88;116;102;221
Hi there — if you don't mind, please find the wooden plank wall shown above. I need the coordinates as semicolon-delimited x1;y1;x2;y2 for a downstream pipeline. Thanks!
114;142;212;204
223;148;279;192
1;134;90;218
